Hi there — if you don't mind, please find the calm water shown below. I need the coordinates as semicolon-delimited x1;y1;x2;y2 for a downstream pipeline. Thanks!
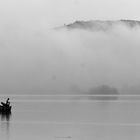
0;95;140;140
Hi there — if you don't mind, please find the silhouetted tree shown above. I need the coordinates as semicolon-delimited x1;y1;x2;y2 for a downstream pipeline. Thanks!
88;85;119;100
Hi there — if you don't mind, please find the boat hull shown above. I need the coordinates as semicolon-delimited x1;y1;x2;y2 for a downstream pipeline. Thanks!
0;105;11;113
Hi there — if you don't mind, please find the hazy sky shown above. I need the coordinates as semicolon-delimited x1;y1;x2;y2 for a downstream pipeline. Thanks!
0;0;140;28
0;0;140;94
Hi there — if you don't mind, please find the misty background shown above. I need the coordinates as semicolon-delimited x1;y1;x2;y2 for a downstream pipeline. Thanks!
0;20;140;95
0;0;140;95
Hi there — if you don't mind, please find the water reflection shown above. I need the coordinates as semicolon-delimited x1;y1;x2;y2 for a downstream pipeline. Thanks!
88;95;118;101
0;112;11;140
0;112;11;121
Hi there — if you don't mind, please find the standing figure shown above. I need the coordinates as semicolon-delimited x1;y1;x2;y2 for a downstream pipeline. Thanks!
6;98;10;106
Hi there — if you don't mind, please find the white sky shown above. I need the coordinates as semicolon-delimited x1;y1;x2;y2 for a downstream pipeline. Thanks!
0;0;140;28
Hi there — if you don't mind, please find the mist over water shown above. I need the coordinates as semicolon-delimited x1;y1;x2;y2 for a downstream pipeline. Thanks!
0;20;140;95
0;1;140;139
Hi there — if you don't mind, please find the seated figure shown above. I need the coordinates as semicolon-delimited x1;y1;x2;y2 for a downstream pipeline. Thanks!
1;98;10;107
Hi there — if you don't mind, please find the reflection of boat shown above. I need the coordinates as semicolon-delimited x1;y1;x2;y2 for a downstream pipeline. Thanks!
0;105;11;114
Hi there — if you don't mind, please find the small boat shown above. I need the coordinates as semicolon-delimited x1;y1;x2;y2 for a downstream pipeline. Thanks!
0;98;11;114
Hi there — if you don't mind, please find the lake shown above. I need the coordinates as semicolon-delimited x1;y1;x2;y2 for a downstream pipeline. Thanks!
0;94;140;140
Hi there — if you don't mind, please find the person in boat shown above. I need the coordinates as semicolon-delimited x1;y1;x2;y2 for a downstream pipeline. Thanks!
1;98;10;107
6;98;10;105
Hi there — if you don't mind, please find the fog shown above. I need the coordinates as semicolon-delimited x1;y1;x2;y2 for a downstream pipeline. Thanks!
0;21;140;95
